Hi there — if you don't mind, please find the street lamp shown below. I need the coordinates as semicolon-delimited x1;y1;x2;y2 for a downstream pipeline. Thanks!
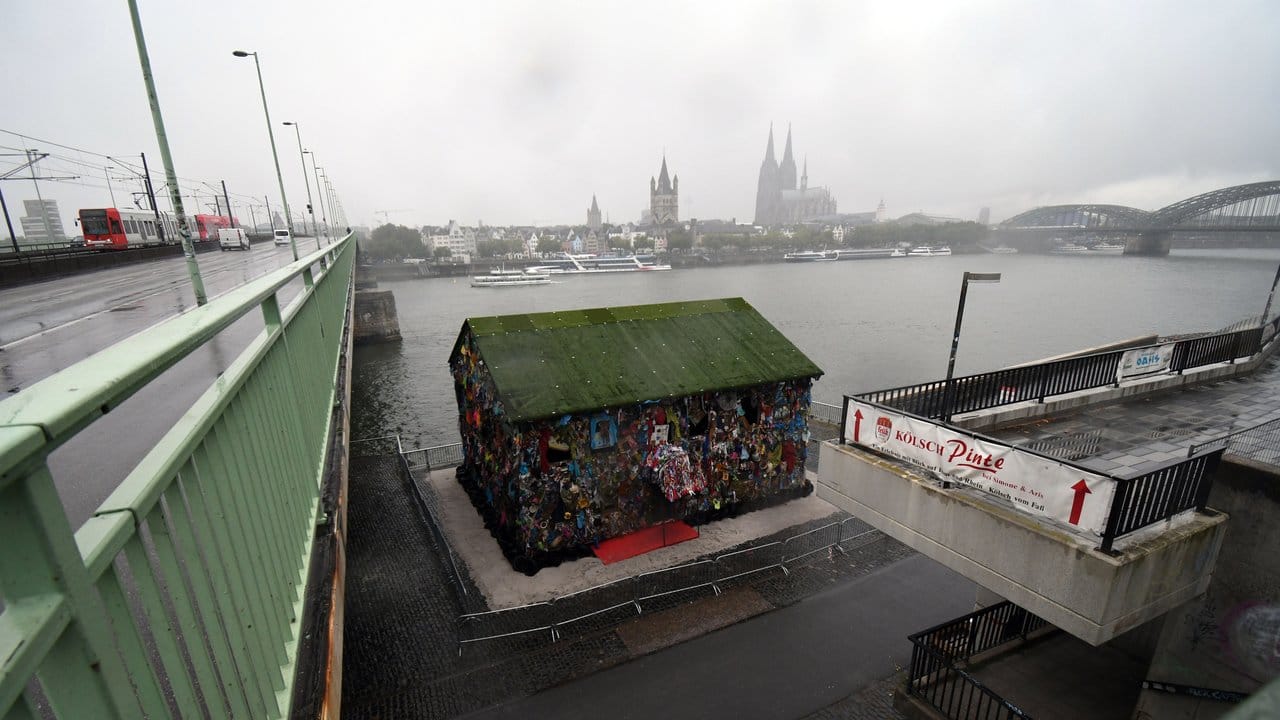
232;49;298;261
942;271;1002;422
281;121;320;249
104;166;117;207
303;150;328;240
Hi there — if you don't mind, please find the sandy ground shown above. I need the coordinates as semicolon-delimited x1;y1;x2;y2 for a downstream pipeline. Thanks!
427;468;842;608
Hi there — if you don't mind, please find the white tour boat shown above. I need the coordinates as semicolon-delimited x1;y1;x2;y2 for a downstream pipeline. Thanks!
907;246;952;257
1049;243;1091;255
1090;243;1126;254
471;269;552;288
783;250;837;262
525;253;672;274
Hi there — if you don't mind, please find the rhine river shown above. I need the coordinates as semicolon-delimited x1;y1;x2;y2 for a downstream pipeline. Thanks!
352;248;1280;450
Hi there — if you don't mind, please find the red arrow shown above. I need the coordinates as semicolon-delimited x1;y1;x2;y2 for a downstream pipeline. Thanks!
1068;480;1091;525
852;409;864;443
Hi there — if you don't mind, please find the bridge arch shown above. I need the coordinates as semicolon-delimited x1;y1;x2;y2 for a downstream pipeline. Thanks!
1150;181;1280;229
1000;204;1152;231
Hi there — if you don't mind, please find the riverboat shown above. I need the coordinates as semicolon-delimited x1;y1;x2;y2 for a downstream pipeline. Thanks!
783;250;837;262
525;253;671;274
1090;243;1126;254
831;248;900;260
1050;243;1090;255
906;246;952;257
981;245;1019;254
471;269;552;288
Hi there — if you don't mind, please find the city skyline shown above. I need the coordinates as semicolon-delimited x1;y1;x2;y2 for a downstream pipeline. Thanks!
3;1;1278;230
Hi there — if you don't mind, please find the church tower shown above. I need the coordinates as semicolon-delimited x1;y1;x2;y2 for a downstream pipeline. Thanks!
753;125;781;226
587;194;602;233
649;155;679;225
778;125;797;191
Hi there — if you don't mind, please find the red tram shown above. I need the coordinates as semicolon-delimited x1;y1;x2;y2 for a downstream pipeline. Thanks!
79;208;180;250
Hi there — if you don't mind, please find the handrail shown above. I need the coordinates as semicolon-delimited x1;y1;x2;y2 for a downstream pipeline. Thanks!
1188;415;1280;461
0;235;355;719
907;600;1044;719
857;324;1269;421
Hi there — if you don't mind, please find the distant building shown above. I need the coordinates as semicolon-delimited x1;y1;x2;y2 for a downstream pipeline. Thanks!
895;212;963;226
425;219;476;258
649;156;678;226
978;207;991;226
875;198;887;223
752;125;837;226
20;199;66;244
587;195;602;233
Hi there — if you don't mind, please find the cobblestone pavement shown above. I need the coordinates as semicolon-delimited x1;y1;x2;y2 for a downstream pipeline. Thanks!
802;673;908;720
342;453;921;719
992;354;1280;476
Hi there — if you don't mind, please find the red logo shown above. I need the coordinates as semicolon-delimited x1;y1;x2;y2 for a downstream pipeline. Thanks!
875;416;892;442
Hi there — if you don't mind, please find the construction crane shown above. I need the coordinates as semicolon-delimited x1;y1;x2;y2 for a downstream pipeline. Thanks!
374;209;412;224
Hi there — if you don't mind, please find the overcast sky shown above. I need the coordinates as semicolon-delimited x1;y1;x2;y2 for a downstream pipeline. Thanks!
4;0;1278;231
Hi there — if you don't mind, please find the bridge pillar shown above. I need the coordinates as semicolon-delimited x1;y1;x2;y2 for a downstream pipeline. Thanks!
1125;231;1172;256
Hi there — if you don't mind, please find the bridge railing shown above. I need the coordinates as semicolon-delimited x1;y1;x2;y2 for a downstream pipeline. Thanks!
0;235;354;719
859;325;1269;422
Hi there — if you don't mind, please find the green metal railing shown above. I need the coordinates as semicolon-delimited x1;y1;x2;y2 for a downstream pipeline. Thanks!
0;234;354;719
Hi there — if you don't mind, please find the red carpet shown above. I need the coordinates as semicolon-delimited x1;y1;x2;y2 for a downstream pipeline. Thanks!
593;521;700;564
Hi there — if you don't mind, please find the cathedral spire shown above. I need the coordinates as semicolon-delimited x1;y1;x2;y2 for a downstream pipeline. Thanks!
764;124;776;165
778;123;797;190
657;155;672;192
801;156;808;191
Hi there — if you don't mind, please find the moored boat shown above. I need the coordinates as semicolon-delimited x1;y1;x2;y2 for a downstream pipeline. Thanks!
1090;242;1126;254
907;246;952;257
525;253;672;274
783;250;836;262
1049;243;1090;255
471;269;552;288
831;248;899;260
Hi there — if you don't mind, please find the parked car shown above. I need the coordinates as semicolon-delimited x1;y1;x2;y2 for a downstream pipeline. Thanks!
273;229;292;246
217;227;250;251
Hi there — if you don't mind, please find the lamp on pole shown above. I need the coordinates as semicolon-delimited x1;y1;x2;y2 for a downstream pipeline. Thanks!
303;150;328;241
942;271;1002;423
232;49;297;261
126;0;206;305
281;121;320;249
317;166;335;240
104;166;118;207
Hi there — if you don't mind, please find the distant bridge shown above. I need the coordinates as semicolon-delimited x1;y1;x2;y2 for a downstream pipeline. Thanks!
998;181;1280;255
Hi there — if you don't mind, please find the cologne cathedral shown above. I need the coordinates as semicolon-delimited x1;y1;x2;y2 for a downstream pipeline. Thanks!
753;125;837;226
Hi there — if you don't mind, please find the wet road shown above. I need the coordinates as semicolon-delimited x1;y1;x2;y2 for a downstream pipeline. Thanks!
0;240;319;525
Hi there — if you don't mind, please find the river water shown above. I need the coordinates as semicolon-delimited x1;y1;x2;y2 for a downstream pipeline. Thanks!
351;248;1280;450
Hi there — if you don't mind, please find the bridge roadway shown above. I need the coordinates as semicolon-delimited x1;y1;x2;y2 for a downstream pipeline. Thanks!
0;241;309;525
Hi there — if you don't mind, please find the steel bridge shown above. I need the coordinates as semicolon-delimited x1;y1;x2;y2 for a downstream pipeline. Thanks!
0;235;355;719
998;181;1280;254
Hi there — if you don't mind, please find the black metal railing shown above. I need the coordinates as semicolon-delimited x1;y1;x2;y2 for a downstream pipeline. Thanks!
1170;327;1261;373
859;326;1269;421
907;600;1047;719
1189;416;1280;466
1099;448;1224;552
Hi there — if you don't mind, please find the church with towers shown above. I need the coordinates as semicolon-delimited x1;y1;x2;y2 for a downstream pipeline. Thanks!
753;125;837;226
649;155;679;226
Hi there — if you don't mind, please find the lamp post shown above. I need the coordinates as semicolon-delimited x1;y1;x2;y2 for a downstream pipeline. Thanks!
232;49;297;261
104;166;117;207
317;166;335;240
281;121;320;249
126;0;206;304
942;271;1002;423
303;150;328;240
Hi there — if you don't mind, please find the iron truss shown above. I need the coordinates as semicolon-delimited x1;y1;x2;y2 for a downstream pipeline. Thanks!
1001;181;1280;231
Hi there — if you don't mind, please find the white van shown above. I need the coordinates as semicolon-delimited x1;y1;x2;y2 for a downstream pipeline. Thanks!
218;227;250;251
273;229;292;246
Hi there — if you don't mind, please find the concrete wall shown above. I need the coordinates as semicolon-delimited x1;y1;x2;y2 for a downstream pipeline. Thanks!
353;289;401;344
817;442;1228;646
1134;457;1280;719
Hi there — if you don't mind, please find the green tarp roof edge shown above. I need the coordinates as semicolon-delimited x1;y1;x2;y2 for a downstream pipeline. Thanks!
451;298;823;422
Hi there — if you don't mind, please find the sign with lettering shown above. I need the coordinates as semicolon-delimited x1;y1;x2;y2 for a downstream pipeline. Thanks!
843;399;1116;535
1117;343;1175;382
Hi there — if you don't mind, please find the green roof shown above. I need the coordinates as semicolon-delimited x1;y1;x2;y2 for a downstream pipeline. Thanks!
452;297;823;422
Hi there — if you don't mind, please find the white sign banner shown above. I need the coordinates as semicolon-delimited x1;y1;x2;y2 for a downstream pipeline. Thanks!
843;400;1116;536
1116;343;1176;382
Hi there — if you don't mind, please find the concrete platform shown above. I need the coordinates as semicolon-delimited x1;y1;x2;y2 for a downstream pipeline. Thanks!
817;441;1228;646
425;467;842;609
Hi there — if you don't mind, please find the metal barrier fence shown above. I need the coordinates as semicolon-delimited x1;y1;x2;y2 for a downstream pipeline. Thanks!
843;396;1227;553
859;325;1270;421
0;236;355;719
449;516;881;653
1189;416;1280;466
907;600;1047;720
809;400;844;426
1100;448;1224;552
